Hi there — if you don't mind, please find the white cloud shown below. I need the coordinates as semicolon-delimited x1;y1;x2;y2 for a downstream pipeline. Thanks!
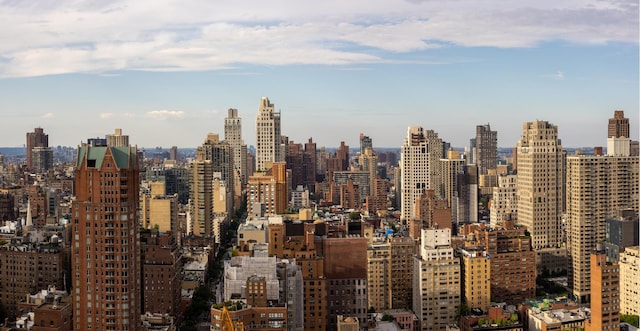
41;112;54;119
99;112;114;119
146;110;185;120
0;0;636;77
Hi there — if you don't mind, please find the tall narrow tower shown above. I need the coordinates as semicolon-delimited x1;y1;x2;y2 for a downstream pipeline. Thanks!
516;121;565;271
475;123;497;175
400;127;443;223
73;143;141;330
26;127;48;170
608;110;629;138
225;108;248;185
256;97;282;171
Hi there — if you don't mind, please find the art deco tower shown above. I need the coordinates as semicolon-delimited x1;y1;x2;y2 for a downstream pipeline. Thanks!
256;97;282;171
73;143;141;330
516;121;565;271
400;126;443;222
608;110;629;138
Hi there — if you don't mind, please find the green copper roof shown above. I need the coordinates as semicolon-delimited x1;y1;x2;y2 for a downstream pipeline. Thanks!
76;145;137;169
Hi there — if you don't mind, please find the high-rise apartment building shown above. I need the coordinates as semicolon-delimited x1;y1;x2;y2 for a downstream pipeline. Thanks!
0;241;65;319
566;152;638;303
400;127;444;222
367;240;392;311
413;228;460;331
516;120;565;272
26;127;48;170
470;222;536;305
73;144;141;330
141;231;183;322
619;246;639;316
140;181;179;233
475;124;497;175
489;174;517;227
608;110;630;139
440;149;465;208
247;162;287;215
225;108;248;185
189;134;234;237
106;128;129;147
585;247;620;331
459;248;491;312
31;146;54;173
359;134;373;155
256;97;282;171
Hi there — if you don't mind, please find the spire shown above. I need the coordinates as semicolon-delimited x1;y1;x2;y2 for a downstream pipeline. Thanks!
26;198;33;227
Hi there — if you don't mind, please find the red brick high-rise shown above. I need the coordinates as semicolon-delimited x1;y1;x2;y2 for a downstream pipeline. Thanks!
72;144;141;330
608;110;629;138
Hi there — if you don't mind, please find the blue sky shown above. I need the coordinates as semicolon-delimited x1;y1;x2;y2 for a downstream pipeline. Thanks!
0;0;637;149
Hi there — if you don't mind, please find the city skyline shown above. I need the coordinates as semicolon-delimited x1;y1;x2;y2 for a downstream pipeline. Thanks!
0;0;637;149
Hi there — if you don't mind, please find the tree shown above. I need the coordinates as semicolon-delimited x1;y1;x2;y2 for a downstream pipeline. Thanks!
621;315;639;327
381;314;395;321
349;211;361;220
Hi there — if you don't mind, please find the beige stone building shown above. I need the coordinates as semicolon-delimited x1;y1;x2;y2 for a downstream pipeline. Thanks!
566;153;639;302
620;246;640;316
460;248;490;312
140;181;179;233
516;120;566;273
413;228;460;331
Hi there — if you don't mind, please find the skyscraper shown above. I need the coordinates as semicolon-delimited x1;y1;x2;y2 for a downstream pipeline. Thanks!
359;133;372;155
608;110;629;138
566;150;638;303
256;97;282;171
26;127;48;170
516;120;565;272
73;143;141;330
400;126;443;222
475;123;497;175
225;108;248;185
189;134;234;237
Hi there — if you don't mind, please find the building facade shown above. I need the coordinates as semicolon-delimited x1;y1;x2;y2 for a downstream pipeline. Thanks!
26;127;48;171
256;97;282;171
516;121;565;273
72;144;141;330
566;153;639;302
413;228;460;331
619;246;639;316
400;127;443;222
475;124;497;175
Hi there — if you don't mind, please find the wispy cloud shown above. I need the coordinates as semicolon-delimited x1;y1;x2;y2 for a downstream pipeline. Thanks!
146;110;185;120
544;70;565;80
99;112;114;119
0;0;636;77
41;112;54;119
